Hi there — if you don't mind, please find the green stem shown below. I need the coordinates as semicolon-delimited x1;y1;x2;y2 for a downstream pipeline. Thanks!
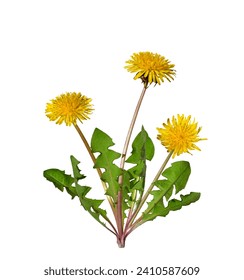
117;84;148;241
119;84;148;171
128;151;173;227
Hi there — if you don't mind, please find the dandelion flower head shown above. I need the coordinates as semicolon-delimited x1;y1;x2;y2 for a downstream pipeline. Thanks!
125;51;175;85
157;114;207;158
45;92;93;126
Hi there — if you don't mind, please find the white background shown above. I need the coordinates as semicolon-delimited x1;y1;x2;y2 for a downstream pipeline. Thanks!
1;0;243;279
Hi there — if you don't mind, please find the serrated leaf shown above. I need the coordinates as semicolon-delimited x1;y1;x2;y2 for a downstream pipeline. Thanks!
162;161;191;194
75;185;107;223
141;161;195;223
126;126;154;164
126;127;155;193
43;157;110;229
142;192;201;223
125;127;155;215
70;155;86;181
120;170;131;218
167;192;201;211
43;168;77;199
70;155;108;227
144;179;173;212
91;128;121;202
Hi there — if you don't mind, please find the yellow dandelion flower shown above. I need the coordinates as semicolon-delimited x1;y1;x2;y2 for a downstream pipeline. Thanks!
157;114;207;158
45;92;93;126
125;51;175;85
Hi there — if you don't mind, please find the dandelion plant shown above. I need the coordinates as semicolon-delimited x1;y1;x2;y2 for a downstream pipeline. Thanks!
43;51;206;248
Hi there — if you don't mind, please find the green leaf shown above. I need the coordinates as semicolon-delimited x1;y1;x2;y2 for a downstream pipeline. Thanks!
43;156;110;229
141;161;196;223
70;155;108;227
43;168;77;199
144;179;173;213
142;192;201;223
91;128;121;202
167;192;201;211
125;128;155;211
162;161;191;195
126;127;154;191
126;126;154;164
120;170;131;218
122;127;155;219
75;185;107;224
70;155;86;181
